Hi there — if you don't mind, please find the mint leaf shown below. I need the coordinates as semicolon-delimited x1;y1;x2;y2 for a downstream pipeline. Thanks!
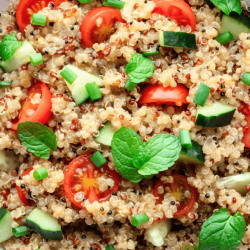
210;0;242;15
0;33;22;61
134;134;181;176
0;80;12;88
17;122;57;159
199;208;246;250
125;53;154;84
111;127;144;182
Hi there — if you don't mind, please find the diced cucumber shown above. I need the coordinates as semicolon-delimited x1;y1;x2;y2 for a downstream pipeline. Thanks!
159;31;197;49
145;220;172;247
218;173;250;195
0;41;36;73
120;0;135;18
0;150;19;172
26;208;63;240
195;101;236;127
0;206;13;243
220;13;250;40
62;65;103;105
95;121;116;146
179;140;204;166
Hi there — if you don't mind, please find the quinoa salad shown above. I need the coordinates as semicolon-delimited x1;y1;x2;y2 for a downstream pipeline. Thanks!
1;0;250;249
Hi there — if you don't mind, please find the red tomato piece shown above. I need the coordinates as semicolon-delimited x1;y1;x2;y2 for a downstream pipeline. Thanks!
139;84;189;106
17;186;31;206
80;7;125;48
152;0;196;31
63;154;119;209
153;174;196;217
239;103;250;148
16;0;65;33
12;82;52;130
22;168;33;177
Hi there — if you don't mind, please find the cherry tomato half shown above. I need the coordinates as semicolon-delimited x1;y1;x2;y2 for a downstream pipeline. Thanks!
16;0;65;33
12;82;52;130
239;103;250;148
153;174;196;217
63;154;119;209
152;0;196;31
139;84;189;106
17;186;31;206
80;7;124;48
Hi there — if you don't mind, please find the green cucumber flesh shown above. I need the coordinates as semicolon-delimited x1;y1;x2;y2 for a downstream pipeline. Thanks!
0;150;20;172
0;41;36;73
178;140;204;166
195;101;236;127
64;65;103;105
159;31;197;49
26;208;62;240
95;121;116;146
220;14;250;40
0;207;13;243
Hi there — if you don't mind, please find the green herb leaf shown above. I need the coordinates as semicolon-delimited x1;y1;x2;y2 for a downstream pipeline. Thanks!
210;0;242;15
125;53;154;84
0;80;12;88
199;208;246;250
77;0;91;3
111;127;144;182
17;121;57;159
0;33;23;61
133;134;181;176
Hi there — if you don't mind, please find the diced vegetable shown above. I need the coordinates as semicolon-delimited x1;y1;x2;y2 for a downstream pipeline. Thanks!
33;167;48;181
85;82;102;101
0;150;20;172
26;208;63;240
95;121;116;146
215;31;234;45
125;79;137;91
90;152;107;168
217;173;250;195
105;245;116;250
241;73;250;86
0;40;36;73
195;101;236;127
0;206;13;243
103;0;125;9
60;67;78;85
193;82;210;107
61;65;103;105
12;226;29;237
179;130;192;149
158;31;196;49
143;51;160;56
131;213;149;226
30;53;43;66
145;220;172;247
31;13;47;26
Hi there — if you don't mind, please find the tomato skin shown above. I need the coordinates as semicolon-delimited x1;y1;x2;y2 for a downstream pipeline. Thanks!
16;0;65;33
239;103;250;148
22;168;33;177
152;0;196;31
12;82;52;130
80;7;124;48
153;174;196;217
139;84;189;105
64;154;119;209
17;186;31;206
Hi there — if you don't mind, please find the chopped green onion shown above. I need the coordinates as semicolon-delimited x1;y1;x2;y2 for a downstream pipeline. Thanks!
215;31;234;45
103;0;125;9
90;151;107;168
12;226;29;237
31;13;47;26
105;245;116;250
179;129;192;149
60;67;78;84
125;79;138;91
143;51;160;56
193;82;210;107
77;0;91;3
85;82;102;101
33;167;48;181
242;73;250;86
131;213;149;226
30;53;43;66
